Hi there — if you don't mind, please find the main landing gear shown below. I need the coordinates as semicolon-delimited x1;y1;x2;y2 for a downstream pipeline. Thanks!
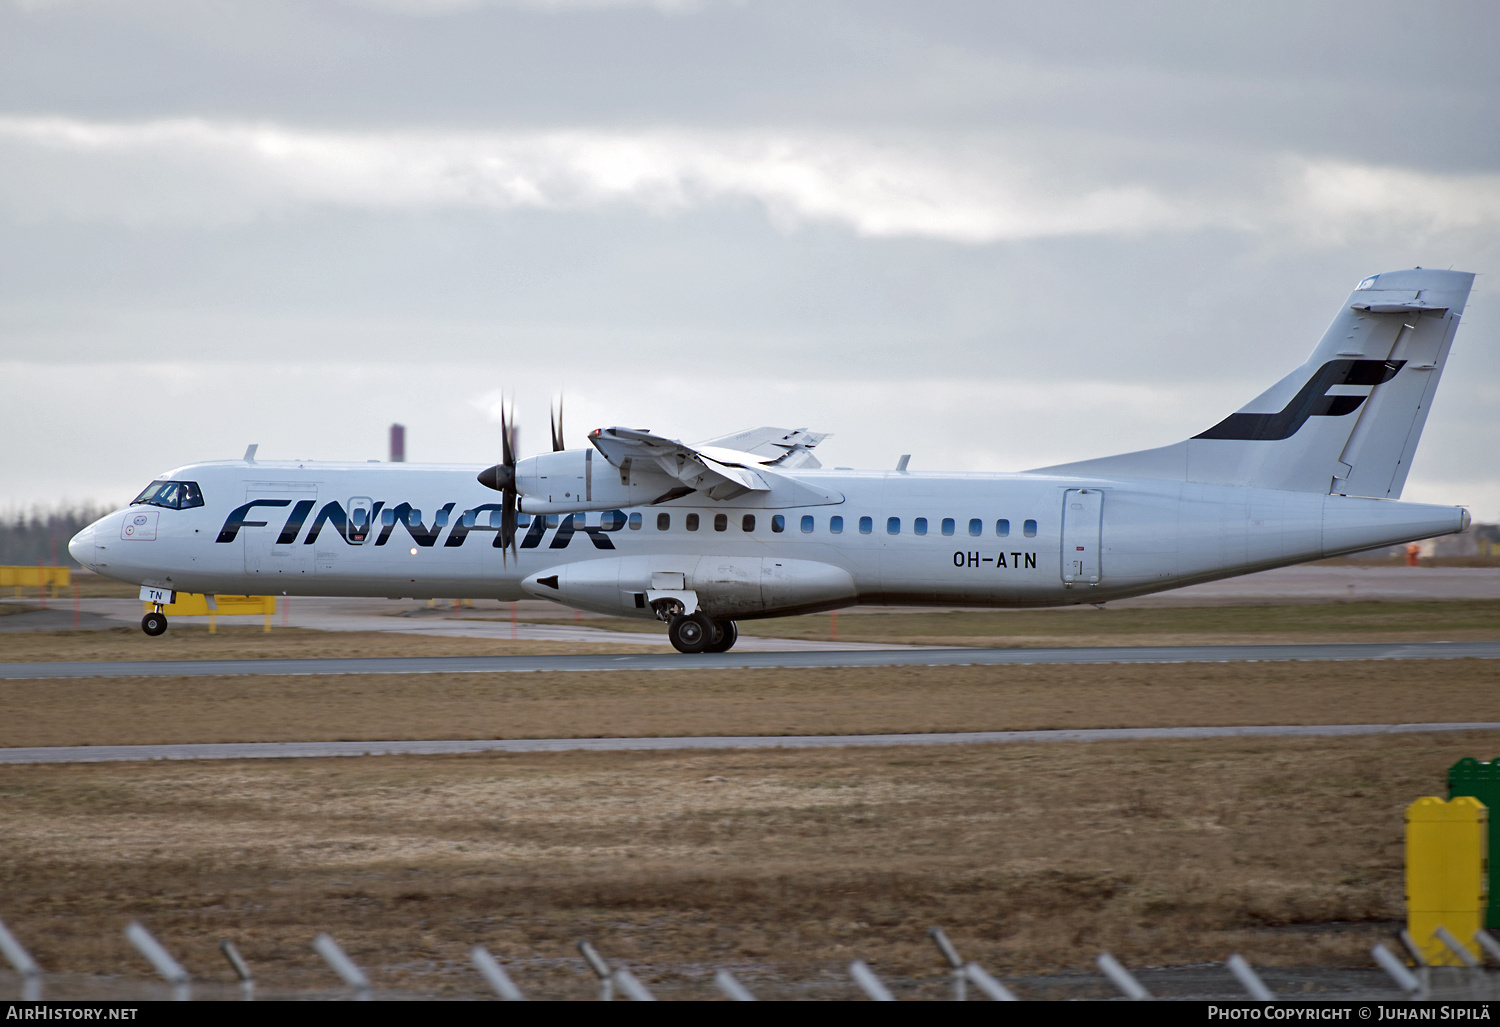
667;612;738;654
141;607;168;636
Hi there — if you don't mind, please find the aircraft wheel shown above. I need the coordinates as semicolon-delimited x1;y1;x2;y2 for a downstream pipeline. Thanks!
705;619;738;653
668;612;715;654
141;612;168;637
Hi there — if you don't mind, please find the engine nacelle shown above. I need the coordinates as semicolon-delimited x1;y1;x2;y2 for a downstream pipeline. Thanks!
515;449;679;514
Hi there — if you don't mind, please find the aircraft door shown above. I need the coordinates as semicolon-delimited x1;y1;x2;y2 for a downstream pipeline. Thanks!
243;485;317;580
1061;488;1103;587
347;497;374;543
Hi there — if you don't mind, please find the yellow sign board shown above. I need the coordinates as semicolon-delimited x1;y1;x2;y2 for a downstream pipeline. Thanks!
143;593;277;632
0;566;71;588
1407;795;1489;964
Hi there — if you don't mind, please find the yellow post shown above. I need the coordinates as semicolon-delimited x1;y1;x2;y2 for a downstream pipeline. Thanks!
1407;795;1488;964
209;611;216;634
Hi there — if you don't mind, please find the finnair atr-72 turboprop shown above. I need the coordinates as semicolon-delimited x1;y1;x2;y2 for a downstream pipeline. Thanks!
70;268;1476;653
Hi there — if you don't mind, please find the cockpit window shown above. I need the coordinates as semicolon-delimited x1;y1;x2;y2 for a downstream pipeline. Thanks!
131;480;204;510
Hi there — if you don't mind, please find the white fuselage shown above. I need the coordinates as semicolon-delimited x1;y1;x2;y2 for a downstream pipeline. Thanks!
71;459;1466;619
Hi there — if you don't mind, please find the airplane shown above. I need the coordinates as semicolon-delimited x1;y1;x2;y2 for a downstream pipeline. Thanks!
70;267;1476;654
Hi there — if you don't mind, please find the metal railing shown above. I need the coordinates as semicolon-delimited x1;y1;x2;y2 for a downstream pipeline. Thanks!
3;914;1497;1001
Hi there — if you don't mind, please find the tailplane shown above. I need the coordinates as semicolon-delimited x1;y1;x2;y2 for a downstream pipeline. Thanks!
1032;268;1475;497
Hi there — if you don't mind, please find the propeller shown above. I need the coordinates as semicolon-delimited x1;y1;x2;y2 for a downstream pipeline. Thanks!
476;401;519;563
550;394;565;452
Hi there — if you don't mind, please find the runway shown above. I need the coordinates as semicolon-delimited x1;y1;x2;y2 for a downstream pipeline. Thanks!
3;722;1496;765
3;639;1500;679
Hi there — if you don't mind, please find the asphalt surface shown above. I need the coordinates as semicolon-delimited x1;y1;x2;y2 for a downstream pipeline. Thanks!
3;722;1496;765
0;598;928;649
3;639;1500;680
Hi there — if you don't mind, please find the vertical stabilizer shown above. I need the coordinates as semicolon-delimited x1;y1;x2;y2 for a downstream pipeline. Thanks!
1031;268;1474;496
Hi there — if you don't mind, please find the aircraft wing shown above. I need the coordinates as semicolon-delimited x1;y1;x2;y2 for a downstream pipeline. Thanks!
692;427;829;469
589;427;772;502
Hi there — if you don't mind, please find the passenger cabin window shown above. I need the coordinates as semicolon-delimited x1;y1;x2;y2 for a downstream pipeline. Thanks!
601;510;626;531
830;515;844;534
801;515;814;533
941;518;955;536
1023;519;1037;537
657;513;670;530
859;516;873;534
968;518;982;536
887;517;900;535
686;513;700;531
914;517;927;535
772;515;785;533
629;512;643;530
714;513;728;532
742;514;755;532
996;518;1010;537
130;480;205;510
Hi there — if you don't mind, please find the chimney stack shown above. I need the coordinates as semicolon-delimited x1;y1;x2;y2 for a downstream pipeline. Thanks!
389;423;406;463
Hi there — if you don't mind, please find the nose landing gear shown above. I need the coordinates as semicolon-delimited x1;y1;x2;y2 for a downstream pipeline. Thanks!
667;612;738;654
141;606;168;636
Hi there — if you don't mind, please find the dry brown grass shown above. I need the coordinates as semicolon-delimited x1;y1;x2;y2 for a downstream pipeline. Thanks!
0;624;668;663
0;732;1489;998
2;658;1496;748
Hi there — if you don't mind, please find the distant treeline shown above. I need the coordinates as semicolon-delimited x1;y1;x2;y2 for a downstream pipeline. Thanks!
0;505;115;567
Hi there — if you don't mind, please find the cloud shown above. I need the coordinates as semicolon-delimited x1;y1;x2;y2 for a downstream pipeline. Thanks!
3;117;1500;247
1284;158;1500;244
0;116;1197;239
7;0;707;10
337;0;710;12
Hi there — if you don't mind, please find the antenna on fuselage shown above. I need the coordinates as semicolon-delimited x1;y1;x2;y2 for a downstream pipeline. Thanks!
243;444;258;463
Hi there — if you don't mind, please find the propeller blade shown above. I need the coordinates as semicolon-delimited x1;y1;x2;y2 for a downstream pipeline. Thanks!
477;401;515;492
499;400;519;564
502;493;518;565
551;395;565;452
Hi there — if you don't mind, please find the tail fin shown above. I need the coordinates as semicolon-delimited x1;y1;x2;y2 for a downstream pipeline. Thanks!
1032;268;1475;497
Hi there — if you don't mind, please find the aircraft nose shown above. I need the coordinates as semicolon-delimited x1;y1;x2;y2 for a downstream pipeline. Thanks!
67;525;94;565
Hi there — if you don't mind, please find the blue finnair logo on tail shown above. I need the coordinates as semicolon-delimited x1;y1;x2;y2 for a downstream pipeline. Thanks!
216;501;618;550
1194;359;1404;442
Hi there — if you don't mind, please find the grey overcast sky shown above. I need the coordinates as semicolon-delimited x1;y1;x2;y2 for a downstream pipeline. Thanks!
4;0;1499;514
